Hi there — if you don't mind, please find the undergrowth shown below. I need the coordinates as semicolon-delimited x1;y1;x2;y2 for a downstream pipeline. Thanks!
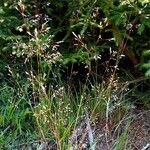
0;0;150;149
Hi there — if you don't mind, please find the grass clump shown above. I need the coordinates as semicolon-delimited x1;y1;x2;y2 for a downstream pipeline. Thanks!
0;0;150;149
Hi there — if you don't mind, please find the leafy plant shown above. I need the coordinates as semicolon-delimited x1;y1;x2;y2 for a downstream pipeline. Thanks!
0;0;149;149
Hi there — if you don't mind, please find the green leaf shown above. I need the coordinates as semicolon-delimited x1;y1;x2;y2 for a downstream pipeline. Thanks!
145;69;150;76
138;24;145;35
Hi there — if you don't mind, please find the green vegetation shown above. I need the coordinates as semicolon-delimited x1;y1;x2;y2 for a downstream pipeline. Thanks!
0;0;150;149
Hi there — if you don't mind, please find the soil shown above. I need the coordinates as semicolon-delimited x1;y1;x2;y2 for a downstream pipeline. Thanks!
94;107;150;150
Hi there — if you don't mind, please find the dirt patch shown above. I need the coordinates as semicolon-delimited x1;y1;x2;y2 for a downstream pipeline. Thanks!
94;108;150;150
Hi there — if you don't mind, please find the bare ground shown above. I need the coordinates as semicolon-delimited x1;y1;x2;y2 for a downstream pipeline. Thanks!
94;107;150;150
